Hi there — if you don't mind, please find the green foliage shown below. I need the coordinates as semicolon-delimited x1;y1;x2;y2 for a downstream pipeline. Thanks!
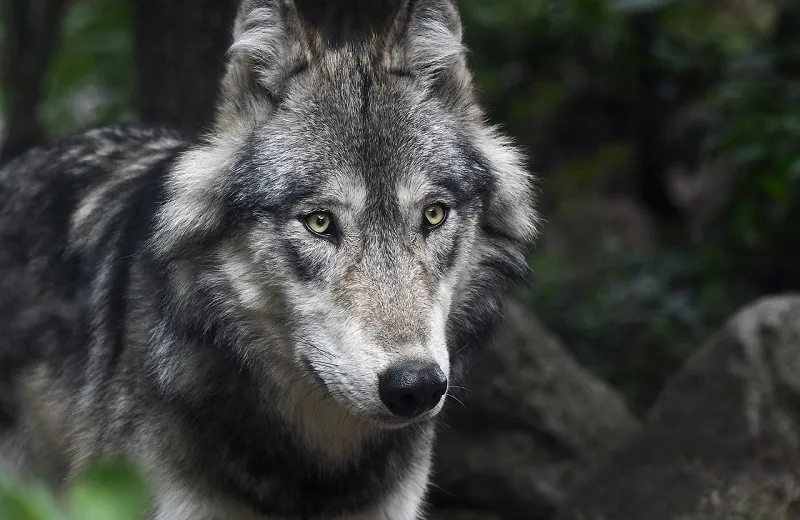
0;478;63;520
702;56;800;289
459;0;797;410
459;0;633;147
40;0;134;139
0;459;148;520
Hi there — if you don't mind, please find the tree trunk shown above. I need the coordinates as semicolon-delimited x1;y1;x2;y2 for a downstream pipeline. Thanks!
131;0;240;135
0;0;68;163
772;0;800;78
629;11;682;226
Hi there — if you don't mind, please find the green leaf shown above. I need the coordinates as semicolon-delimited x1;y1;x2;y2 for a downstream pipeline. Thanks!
67;460;148;520
0;480;65;520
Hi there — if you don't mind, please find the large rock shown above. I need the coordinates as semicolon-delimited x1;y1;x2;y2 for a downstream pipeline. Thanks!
431;301;640;519
559;294;800;520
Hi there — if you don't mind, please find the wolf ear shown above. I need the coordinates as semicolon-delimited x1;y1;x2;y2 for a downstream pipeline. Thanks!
385;0;475;111
387;1;538;241
214;0;312;133
478;125;540;245
215;1;474;130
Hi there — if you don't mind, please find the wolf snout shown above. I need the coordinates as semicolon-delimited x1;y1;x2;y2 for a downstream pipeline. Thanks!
378;361;447;418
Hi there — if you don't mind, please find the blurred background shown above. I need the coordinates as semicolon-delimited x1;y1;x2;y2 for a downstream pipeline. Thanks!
3;0;797;414
2;0;800;518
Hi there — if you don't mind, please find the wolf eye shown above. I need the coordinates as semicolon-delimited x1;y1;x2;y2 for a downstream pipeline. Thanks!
304;212;332;236
423;203;448;228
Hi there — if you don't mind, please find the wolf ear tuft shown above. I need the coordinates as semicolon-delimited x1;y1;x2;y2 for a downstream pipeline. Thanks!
388;0;463;74
214;0;311;133
477;124;540;246
386;0;475;112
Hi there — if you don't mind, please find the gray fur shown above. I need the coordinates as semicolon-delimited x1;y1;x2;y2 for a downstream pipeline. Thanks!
0;1;538;518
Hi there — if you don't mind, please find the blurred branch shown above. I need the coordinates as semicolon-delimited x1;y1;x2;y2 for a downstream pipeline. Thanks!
0;0;68;163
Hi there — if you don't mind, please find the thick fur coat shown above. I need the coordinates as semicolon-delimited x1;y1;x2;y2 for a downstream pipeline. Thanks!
0;1;539;518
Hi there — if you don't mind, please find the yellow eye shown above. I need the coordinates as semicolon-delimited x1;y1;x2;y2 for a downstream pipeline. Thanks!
424;203;447;227
305;212;332;235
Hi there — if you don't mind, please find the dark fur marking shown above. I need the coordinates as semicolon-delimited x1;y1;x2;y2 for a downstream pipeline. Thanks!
361;66;374;125
441;232;461;272
162;357;424;517
280;236;321;283
105;151;185;369
388;67;415;78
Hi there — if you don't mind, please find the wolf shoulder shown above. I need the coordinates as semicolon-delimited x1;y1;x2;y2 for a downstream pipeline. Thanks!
0;124;188;258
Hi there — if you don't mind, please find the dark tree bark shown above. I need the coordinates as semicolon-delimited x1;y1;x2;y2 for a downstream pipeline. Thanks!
772;0;800;79
131;0;240;135
0;0;68;163
629;11;683;226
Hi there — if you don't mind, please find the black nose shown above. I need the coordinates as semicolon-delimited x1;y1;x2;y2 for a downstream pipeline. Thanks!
378;362;447;418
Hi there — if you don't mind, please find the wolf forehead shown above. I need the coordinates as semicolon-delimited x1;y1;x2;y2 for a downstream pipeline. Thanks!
221;67;494;216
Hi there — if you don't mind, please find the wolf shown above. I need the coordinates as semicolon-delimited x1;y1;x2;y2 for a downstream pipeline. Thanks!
0;0;538;518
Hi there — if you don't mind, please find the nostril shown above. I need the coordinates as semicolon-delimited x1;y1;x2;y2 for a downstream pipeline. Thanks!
378;361;447;419
397;393;417;407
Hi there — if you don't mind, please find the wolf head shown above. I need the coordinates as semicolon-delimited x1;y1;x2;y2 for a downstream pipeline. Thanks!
149;0;538;430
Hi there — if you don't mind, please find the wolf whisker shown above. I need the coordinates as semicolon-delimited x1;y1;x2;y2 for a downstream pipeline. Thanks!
446;393;468;411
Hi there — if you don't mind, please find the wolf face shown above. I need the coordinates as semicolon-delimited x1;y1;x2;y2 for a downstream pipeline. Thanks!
148;0;538;433
219;61;490;427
